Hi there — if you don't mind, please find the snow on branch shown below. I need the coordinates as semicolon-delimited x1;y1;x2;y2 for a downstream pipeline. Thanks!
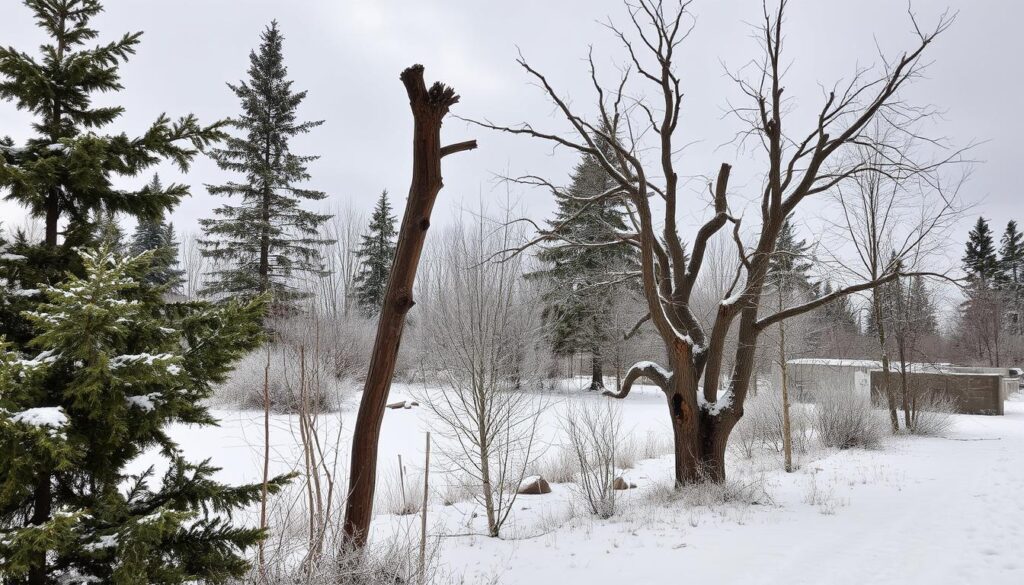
603;360;672;399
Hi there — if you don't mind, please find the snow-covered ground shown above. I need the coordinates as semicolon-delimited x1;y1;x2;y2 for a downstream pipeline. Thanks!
147;382;1024;584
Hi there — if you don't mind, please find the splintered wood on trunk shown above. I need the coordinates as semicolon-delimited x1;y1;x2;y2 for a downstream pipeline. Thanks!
342;65;476;547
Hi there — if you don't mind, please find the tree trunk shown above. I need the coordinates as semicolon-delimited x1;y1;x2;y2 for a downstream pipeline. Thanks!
663;362;736;485
780;320;794;472
589;347;604;391
778;286;794;472
28;475;51;585
342;65;475;547
872;291;900;432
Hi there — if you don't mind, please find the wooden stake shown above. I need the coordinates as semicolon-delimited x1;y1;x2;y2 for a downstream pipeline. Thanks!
419;432;431;585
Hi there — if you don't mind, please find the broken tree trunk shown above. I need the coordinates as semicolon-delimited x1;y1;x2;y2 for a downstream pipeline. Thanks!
342;64;476;547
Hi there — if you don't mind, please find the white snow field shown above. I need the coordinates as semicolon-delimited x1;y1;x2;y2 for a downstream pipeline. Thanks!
148;383;1024;584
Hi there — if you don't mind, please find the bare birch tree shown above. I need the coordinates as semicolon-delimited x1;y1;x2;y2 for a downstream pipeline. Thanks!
470;0;963;484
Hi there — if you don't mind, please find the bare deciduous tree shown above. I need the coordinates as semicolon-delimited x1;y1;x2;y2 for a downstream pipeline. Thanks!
829;121;965;431
470;0;962;484
418;209;543;538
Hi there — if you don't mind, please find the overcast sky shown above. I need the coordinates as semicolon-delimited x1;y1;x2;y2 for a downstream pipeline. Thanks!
1;0;1021;295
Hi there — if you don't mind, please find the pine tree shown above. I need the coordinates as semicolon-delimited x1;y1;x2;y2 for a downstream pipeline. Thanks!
0;248;290;583
999;220;1024;335
93;208;124;252
818;280;860;333
0;3;226;582
767;215;814;293
906;275;938;337
963;216;999;285
352;190;397;315
959;217;1007;363
529;129;639;390
999;220;1024;283
130;175;185;290
0;0;223;249
199;21;331;311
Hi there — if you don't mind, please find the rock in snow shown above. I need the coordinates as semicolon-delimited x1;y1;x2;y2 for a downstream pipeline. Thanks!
518;476;552;495
612;476;637;490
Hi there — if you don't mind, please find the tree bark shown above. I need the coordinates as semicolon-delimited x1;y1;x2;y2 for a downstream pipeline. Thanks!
342;65;475;547
28;475;51;585
872;290;900;432
589;347;604;391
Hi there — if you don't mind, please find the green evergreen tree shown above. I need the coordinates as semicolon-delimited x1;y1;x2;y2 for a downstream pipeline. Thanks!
959;217;1007;361
130;175;185;290
0;248;289;584
352;190;397;316
767;215;814;292
817;280;860;333
999;220;1024;335
199;21;331;311
0;0;223;249
963;216;999;285
905;275;938;337
93;208;124;252
0;2;226;582
529;130;639;390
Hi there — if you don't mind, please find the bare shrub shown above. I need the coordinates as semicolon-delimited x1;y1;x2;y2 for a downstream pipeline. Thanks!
247;497;441;585
731;386;810;458
533;447;580;484
275;312;376;384
906;391;957;436
212;343;350;412
638;429;672;460
615;435;640;469
377;461;424;517
417;208;544;538
802;471;847;515
563;400;621;518
644;470;773;509
812;386;886;449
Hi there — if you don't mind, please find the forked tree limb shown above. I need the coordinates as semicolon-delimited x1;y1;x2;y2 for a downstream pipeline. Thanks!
343;64;476;547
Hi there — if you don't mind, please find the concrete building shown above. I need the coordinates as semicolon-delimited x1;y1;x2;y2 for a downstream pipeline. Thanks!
778;358;1018;415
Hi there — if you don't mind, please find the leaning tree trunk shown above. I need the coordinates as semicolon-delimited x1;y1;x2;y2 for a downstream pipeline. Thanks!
342;65;476;547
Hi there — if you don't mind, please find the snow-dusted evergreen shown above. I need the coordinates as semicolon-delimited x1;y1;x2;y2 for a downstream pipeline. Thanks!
0;0;221;249
352;190;397;316
0;248;287;583
529;129;639;390
130;175;185;290
199;21;331;311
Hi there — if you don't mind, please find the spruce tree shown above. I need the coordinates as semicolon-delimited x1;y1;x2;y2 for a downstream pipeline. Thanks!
130;175;185;290
352;191;398;316
767;215;814;293
0;3;226;582
199;22;331;311
529;130;638;390
906;275;938;337
0;0;223;249
0;248;289;583
818;280;860;333
999;220;1024;334
93;208;125;252
963;216;999;284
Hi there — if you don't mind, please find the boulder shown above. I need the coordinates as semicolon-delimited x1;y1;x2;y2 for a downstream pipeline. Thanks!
517;476;552;495
612;477;637;490
386;400;419;409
